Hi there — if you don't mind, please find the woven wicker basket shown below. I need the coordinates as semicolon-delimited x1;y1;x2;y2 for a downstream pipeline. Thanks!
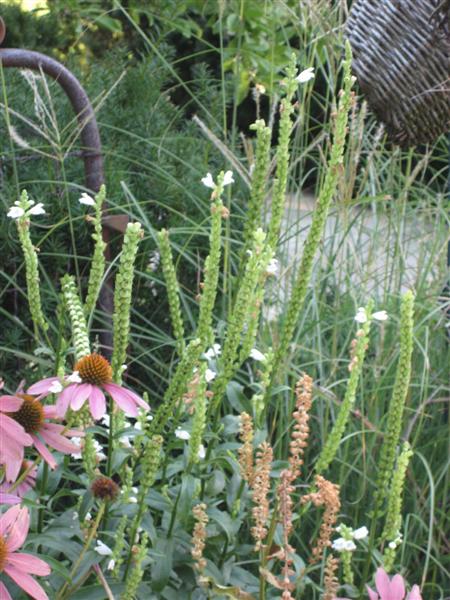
346;0;449;147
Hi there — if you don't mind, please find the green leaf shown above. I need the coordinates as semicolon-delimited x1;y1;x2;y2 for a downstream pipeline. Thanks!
151;537;174;591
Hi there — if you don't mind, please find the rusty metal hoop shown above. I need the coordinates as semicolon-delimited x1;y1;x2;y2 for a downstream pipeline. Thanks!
0;16;128;355
346;0;449;147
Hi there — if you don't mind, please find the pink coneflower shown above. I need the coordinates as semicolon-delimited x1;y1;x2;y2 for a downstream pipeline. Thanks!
367;568;422;600
0;461;37;498
0;505;51;600
0;395;33;481
4;394;83;480
28;353;149;420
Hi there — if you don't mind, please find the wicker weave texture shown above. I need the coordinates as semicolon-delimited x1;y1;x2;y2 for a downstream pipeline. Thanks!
346;0;449;146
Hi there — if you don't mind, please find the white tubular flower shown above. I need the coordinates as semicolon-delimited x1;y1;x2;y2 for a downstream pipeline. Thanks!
79;192;96;206
107;559;115;571
332;537;356;552
353;526;369;540
354;307;367;323
48;380;63;394
296;67;315;83
249;348;266;362
373;310;388;321
93;439;106;461
265;258;279;276
67;371;82;383
94;540;113;556
201;172;215;189
198;444;206;459
331;537;348;551
175;428;191;440
70;437;83;459
205;368;217;383
7;206;25;219
223;170;234;186
205;343;221;360
28;202;45;215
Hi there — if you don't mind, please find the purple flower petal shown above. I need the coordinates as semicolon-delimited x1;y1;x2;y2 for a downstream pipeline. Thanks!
103;383;139;416
27;377;59;395
88;386;106;420
70;383;92;411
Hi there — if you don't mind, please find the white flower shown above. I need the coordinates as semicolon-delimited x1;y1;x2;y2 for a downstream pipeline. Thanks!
28;202;45;216
107;559;115;571
265;258;279;276
223;170;234;186
331;537;347;552
94;540;113;556
373;310;388;322
131;487;138;494
354;307;367;323
79;192;96;206
128;496;138;504
353;526;369;540
205;368;216;383
205;343;221;360
120;436;132;448
175;428;191;440
7;206;25;219
48;380;63;394
388;541;397;550
201;172;215;189
67;371;82;383
198;444;206;459
250;348;266;362
93;439;106;461
296;67;315;83
86;512;92;521
70;437;83;459
72;511;78;521
101;414;111;428
332;537;356;552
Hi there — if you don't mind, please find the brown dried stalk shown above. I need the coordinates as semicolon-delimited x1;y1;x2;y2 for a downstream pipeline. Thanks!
251;441;273;550
323;554;340;600
238;412;255;484
191;503;208;572
301;475;341;563
289;373;313;479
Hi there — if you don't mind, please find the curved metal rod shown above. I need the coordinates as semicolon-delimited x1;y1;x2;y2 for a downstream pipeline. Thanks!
0;29;124;355
0;47;104;193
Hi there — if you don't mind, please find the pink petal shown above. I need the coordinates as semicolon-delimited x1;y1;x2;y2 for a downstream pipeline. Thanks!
2;446;25;482
0;505;21;536
70;383;92;411
88;386;106;420
367;586;380;600
27;377;59;395
5;506;29;552
406;585;422;600
390;575;406;600
32;437;57;469
0;493;21;505
55;384;77;418
120;386;149;410
103;383;139;416
0;415;33;446
43;405;58;419
4;564;49;600
6;553;51;576
0;581;13;600
39;425;80;454
0;395;24;411
375;568;394;599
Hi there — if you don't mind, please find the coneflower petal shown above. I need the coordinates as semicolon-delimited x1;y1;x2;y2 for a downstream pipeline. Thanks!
6;553;51;576
70;383;92;411
55;384;78;418
103;383;139;416
0;581;13;600
32;437;57;470
3;565;49;600
27;377;59;395
4;507;29;552
39;424;81;454
88;387;106;420
0;395;24;411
